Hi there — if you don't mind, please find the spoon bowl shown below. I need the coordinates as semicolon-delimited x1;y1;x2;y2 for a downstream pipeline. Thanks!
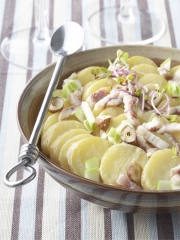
50;21;84;56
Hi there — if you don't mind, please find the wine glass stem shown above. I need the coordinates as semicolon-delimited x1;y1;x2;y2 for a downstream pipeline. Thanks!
120;0;132;18
35;0;49;41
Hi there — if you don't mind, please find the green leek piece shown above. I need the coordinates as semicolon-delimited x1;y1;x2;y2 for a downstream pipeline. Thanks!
83;119;95;132
84;167;99;182
85;157;99;169
164;81;180;96
69;80;79;90
108;127;120;144
75;108;86;122
157;180;172;190
81;101;96;129
108;127;116;138
169;115;177;123
114;132;120;144
160;57;171;71
62;85;68;98
67;84;74;93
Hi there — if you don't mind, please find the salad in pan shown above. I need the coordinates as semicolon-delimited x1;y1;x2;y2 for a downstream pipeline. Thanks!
41;49;180;191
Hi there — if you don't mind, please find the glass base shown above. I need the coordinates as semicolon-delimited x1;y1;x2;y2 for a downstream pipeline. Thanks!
1;28;54;70
88;7;166;45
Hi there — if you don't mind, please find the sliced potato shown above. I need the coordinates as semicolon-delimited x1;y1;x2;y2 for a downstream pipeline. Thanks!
82;80;97;97
42;112;59;134
158;98;180;111
126;56;157;69
41;120;86;157
99;106;124;118
82;78;113;100
67;136;113;178
77;66;101;86
106;113;127;133
106;113;143;133
141;149;180;190
138;73;167;89
58;134;91;171
50;128;89;166
100;143;148;184
44;111;53;122
170;65;180;75
131;64;159;80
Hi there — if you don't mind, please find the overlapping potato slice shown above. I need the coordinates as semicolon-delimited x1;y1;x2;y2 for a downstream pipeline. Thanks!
126;56;157;69
42;112;59;134
138;73;167;90
141;149;180;190
131;64;159;79
58;134;91;171
106;113;127;133
99;106;124;118
106;113;143;134
158;98;180;111
41;120;86;157
50;128;89;166
82;78;114;100
77;66;101;86
170;65;180;75
67;136;113;178
100;143;148;184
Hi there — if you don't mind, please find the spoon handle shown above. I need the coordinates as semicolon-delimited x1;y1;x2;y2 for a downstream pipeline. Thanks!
4;56;66;187
29;55;66;145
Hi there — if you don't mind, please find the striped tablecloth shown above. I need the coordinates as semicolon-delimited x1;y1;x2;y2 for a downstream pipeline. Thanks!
1;0;180;239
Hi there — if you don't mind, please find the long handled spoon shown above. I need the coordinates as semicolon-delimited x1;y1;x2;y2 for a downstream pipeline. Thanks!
4;22;84;187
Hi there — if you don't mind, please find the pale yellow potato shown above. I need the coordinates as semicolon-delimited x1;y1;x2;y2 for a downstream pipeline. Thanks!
138;74;167;89
137;110;154;122
82;78;113;100
50;128;89;166
106;113;144;134
93;105;124;117
42;100;73;134
58;134;91;171
131;64;159;80
106;113;127;133
44;111;53;122
170;65;180;75
77;66;101;86
42;112;59;134
67;136;113;178
99;106;124;118
82;80;97;97
158;98;180;111
126;56;157;69
100;143;148;184
41;120;86;157
141;149;180;190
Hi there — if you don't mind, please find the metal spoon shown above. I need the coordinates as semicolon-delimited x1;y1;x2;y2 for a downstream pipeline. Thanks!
4;22;84;187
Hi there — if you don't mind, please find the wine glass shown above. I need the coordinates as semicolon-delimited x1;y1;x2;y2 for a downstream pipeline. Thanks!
0;0;53;70
88;0;166;45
